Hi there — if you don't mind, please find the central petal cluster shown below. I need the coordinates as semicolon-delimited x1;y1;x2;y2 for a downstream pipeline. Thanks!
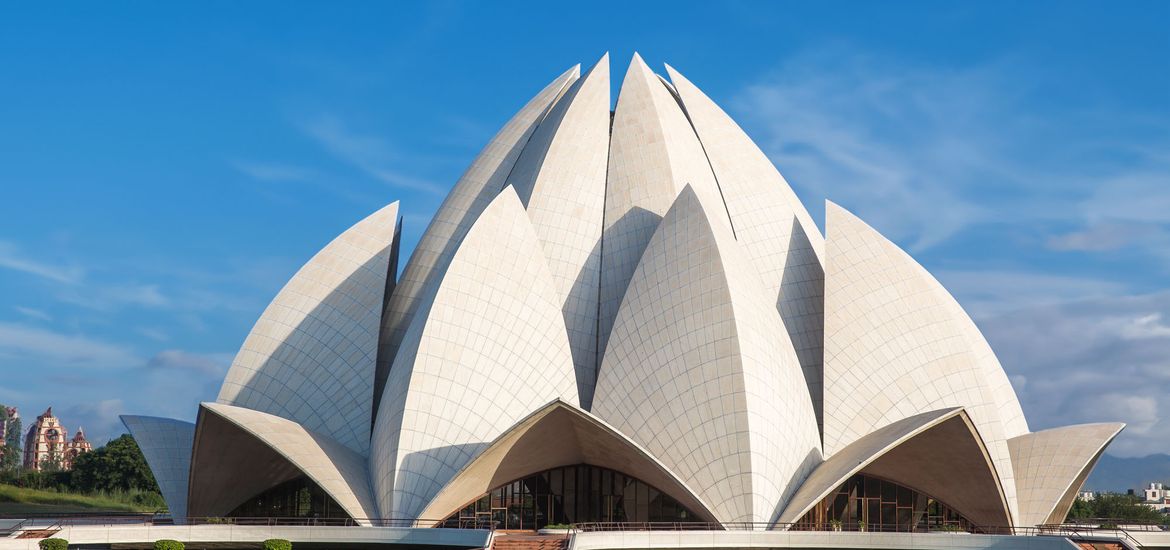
123;54;1124;532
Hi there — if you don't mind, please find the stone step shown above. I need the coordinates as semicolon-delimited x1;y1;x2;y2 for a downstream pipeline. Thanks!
15;529;61;539
491;534;569;550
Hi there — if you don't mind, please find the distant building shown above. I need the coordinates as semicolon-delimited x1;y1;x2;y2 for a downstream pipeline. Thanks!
23;407;92;471
1145;483;1167;502
1142;483;1170;514
0;406;19;465
1077;491;1096;502
0;406;18;444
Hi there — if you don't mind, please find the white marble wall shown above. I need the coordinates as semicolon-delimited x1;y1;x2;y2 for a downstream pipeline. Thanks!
505;55;610;408
666;65;827;430
374;66;579;411
1010;423;1125;526
201;403;378;523
371;188;579;520
594;186;821;524
822;201;1026;524
598;54;732;370
217;202;400;456
120;415;195;522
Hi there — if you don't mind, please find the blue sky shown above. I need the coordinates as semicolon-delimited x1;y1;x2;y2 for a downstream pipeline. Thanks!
1;2;1167;457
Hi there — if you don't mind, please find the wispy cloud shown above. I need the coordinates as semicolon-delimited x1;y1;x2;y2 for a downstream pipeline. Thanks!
145;349;231;377
1046;166;1170;263
978;289;1170;457
731;51;1011;249
301;115;446;196
937;269;1127;318
232;160;317;183
57;283;170;311
730;48;1170;254
62;399;125;444
135;327;170;342
0;240;84;284
12;306;52;322
0;322;139;368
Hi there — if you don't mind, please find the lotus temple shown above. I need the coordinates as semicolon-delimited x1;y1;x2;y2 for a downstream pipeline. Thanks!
82;53;1148;549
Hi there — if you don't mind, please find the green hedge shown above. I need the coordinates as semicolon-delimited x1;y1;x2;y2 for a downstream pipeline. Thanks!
154;539;184;550
263;539;292;550
38;539;68;550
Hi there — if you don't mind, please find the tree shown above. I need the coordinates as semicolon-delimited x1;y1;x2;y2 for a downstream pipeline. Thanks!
38;539;68;550
0;405;21;472
70;434;159;494
263;539;292;550
1067;492;1167;524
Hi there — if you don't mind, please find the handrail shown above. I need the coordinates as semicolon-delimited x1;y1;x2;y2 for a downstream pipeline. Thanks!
0;514;496;530
570;520;1163;546
0;518;29;536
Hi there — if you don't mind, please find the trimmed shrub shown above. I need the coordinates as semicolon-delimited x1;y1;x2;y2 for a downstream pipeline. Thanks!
263;539;292;550
154;539;184;550
39;539;68;550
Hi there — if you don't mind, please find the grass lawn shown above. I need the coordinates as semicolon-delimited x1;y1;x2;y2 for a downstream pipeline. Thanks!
0;483;157;515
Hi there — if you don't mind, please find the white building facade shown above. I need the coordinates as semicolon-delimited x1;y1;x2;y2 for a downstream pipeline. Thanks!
122;54;1124;534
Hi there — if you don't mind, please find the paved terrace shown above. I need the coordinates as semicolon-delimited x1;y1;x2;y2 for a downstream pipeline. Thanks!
3;518;1170;550
0;518;491;550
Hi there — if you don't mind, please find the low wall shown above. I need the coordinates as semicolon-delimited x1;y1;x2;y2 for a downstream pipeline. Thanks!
0;525;491;550
569;529;1081;550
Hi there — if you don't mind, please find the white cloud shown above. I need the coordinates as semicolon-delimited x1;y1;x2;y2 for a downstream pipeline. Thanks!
301;115;446;196
0;322;139;368
729;48;1170;255
1084;170;1170;225
56;283;170;311
12;306;51;322
146;349;231;377
233;161;317;183
1046;222;1166;253
730;52;1014;250
1120;313;1170;340
0;240;84;284
979;290;1170;457
61;399;126;445
936;269;1126;318
135;327;170;342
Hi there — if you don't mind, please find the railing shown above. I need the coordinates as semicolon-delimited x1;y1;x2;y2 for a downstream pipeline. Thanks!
0;513;496;531
571;520;1164;544
186;517;496;529
573;521;979;533
1034;523;1152;550
0;519;29;537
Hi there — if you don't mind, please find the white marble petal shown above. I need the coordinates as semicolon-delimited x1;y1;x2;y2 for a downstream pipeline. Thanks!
665;64;826;429
1010;423;1125;526
194;403;378;524
371;187;579;520
120;415;195;523
373;66;580;414
598;54;732;366
217;202;400;456
594;185;821;524
823;201;1027;524
505;55;610;408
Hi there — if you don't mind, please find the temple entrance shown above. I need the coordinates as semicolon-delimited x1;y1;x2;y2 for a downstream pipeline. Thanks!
793;473;973;532
440;464;699;530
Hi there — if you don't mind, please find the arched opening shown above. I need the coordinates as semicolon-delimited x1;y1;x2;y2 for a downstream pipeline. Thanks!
793;473;973;532
416;401;719;525
439;464;701;530
227;475;351;520
188;403;377;523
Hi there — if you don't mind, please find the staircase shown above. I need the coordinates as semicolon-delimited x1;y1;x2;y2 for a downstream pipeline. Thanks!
1076;543;1126;550
14;528;61;539
490;532;570;550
